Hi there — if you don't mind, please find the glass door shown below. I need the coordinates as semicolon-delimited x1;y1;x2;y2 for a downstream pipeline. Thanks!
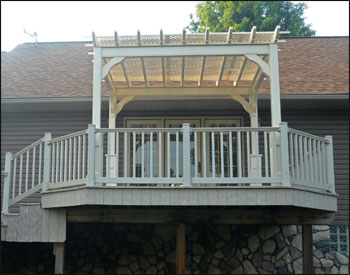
126;119;162;178
164;119;201;178
204;119;241;177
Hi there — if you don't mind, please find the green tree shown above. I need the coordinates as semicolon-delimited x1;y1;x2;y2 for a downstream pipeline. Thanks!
187;1;315;36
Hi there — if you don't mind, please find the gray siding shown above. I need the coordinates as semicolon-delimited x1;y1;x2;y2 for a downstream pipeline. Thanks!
1;104;348;224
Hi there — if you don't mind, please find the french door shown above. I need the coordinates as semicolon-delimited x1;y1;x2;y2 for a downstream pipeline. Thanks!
125;118;241;178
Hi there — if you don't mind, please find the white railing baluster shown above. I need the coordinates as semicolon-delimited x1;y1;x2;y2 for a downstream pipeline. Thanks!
237;131;242;178
313;140;317;183
60;140;63;182
308;138;313;183
64;139;68;181
150;132;153;178
38;143;42;185
220;131;224;178
317;141;322;185
12;158;17;198
55;142;59;183
176;132;179;178
51;143;55;183
107;132;110;177
25;151;30;191
19;154;23;195
98;133;103;177
68;138;72;181
255;130;259;177
124;132;128;177
303;136;308;182
32;146;36;188
167;132;170;178
115;132;119;177
159;132;162;178
264;131;269;178
83;134;86;178
133;132;136;177
289;132;294;178
229;131;233;178
194;132;198;178
78;135;82;179
142;132;145;178
247;132;251;177
203;132;207;178
322;141;327;186
211;131;215;177
294;134;299;179
73;137;77;180
298;135;304;181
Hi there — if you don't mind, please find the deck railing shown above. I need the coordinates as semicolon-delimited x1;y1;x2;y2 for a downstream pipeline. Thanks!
2;122;336;213
2;136;46;213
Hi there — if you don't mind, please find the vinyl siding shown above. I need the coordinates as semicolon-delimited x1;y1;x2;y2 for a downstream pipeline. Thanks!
1;106;348;225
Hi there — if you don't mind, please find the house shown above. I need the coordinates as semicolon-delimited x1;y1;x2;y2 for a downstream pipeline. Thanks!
1;27;349;274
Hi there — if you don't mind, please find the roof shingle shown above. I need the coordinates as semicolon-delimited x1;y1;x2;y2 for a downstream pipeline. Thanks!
1;37;348;99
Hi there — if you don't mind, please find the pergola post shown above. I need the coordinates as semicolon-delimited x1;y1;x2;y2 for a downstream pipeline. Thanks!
269;43;282;176
249;92;262;177
92;47;102;176
108;96;117;177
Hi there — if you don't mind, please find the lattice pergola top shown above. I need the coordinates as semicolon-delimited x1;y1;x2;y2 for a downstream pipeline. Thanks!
91;26;287;91
93;26;287;47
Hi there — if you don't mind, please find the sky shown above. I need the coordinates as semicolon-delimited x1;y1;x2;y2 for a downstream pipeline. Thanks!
1;1;349;52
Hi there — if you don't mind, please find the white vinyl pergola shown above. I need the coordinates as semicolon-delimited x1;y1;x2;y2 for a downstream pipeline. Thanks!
89;26;287;130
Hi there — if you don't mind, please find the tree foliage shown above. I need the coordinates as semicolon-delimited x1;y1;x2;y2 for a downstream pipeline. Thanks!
187;1;315;36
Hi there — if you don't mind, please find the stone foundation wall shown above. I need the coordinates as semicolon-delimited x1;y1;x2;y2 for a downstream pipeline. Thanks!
1;223;349;274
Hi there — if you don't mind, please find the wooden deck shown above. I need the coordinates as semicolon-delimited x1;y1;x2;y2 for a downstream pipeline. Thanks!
41;184;337;212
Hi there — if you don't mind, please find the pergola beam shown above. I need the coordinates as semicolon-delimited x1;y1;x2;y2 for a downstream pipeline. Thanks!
113;87;252;97
101;44;270;58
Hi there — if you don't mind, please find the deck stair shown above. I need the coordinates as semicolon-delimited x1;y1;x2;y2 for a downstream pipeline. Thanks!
1;203;66;243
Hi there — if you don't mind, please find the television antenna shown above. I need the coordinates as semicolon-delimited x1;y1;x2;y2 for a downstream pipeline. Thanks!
24;29;39;48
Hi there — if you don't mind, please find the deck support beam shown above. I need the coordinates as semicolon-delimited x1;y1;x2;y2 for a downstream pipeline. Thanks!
302;224;313;274
176;223;186;275
53;242;65;274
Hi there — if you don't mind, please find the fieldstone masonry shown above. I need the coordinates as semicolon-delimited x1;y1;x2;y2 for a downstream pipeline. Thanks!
1;223;349;274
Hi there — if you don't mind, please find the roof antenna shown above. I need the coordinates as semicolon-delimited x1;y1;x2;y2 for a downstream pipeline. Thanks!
24;29;39;48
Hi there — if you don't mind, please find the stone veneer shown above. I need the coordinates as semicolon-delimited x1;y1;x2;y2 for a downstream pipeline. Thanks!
1;223;349;274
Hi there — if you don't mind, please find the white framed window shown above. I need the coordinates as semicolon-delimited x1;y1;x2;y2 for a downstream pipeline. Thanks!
330;225;349;253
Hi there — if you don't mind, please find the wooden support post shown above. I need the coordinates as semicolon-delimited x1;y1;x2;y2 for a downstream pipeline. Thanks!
176;223;186;275
325;136;335;193
182;124;192;187
302;224;313;274
87;124;96;186
43;133;52;191
280;122;291;186
2;152;12;214
53;242;65;275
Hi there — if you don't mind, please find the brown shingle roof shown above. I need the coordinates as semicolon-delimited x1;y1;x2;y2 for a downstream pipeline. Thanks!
1;37;348;99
